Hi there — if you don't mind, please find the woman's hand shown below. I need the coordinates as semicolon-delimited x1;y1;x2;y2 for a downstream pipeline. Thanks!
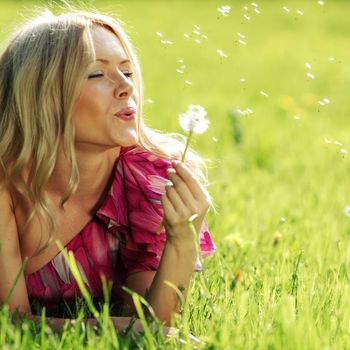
161;161;211;246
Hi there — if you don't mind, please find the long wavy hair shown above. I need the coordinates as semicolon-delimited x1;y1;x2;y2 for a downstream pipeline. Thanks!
0;10;208;255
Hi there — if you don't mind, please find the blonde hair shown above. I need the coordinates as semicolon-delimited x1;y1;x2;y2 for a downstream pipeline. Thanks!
0;9;208;255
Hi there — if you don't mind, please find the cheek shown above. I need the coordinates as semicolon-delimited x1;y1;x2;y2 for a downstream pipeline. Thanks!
73;85;108;118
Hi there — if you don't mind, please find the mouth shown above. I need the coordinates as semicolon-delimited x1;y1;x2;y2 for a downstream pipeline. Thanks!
114;107;136;121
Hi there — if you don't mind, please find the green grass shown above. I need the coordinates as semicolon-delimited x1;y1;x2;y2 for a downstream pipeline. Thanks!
1;0;350;348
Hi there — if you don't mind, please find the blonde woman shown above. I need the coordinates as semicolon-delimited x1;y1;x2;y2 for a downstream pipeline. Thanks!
0;10;215;332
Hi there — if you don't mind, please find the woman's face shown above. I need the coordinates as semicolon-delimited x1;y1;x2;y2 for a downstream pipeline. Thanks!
72;26;139;151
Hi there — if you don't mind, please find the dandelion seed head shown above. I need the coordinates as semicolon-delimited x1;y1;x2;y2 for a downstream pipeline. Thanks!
217;49;228;58
160;40;173;45
280;217;286;223
179;104;210;134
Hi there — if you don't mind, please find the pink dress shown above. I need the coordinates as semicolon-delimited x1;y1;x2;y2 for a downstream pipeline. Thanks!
25;146;216;316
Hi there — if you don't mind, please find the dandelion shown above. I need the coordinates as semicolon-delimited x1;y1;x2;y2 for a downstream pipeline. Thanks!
160;40;173;45
217;49;228;58
179;104;210;162
218;5;231;16
273;231;283;246
307;72;315;79
260;91;269;97
344;205;350;217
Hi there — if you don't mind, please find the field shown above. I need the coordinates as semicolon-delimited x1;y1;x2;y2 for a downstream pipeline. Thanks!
1;0;350;349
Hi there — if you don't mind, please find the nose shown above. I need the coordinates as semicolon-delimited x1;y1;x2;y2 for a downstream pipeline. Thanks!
115;75;134;99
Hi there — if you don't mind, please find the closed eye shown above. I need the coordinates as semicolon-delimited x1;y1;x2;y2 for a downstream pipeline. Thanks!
88;72;104;79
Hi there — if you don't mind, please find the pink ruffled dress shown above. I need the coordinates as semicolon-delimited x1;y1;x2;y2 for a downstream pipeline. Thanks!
25;146;215;315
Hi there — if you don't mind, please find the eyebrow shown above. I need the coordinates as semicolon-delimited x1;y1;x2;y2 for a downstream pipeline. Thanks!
96;58;131;64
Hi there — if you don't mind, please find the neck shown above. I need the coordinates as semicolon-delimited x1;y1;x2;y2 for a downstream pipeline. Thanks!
47;142;121;203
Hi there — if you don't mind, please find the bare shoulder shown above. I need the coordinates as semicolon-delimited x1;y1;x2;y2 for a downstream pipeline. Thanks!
0;182;31;314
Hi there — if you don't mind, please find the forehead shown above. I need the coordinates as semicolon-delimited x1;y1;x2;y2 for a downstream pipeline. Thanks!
90;26;129;61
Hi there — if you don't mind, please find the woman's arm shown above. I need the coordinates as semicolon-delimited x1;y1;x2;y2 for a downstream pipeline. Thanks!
124;161;210;325
0;185;32;314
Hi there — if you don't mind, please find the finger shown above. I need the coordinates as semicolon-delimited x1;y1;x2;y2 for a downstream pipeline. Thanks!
167;170;197;211
165;183;191;215
161;191;177;218
171;161;209;201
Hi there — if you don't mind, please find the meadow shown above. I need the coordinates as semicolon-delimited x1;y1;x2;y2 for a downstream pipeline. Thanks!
1;0;350;348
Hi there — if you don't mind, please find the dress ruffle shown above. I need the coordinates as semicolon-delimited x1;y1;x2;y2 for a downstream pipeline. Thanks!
96;146;216;274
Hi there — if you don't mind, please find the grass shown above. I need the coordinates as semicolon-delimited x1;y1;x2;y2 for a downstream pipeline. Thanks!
1;0;350;348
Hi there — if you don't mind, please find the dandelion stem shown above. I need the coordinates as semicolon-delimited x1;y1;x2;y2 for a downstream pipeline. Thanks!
181;131;193;163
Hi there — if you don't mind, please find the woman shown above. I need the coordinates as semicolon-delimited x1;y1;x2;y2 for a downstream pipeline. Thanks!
0;9;215;332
